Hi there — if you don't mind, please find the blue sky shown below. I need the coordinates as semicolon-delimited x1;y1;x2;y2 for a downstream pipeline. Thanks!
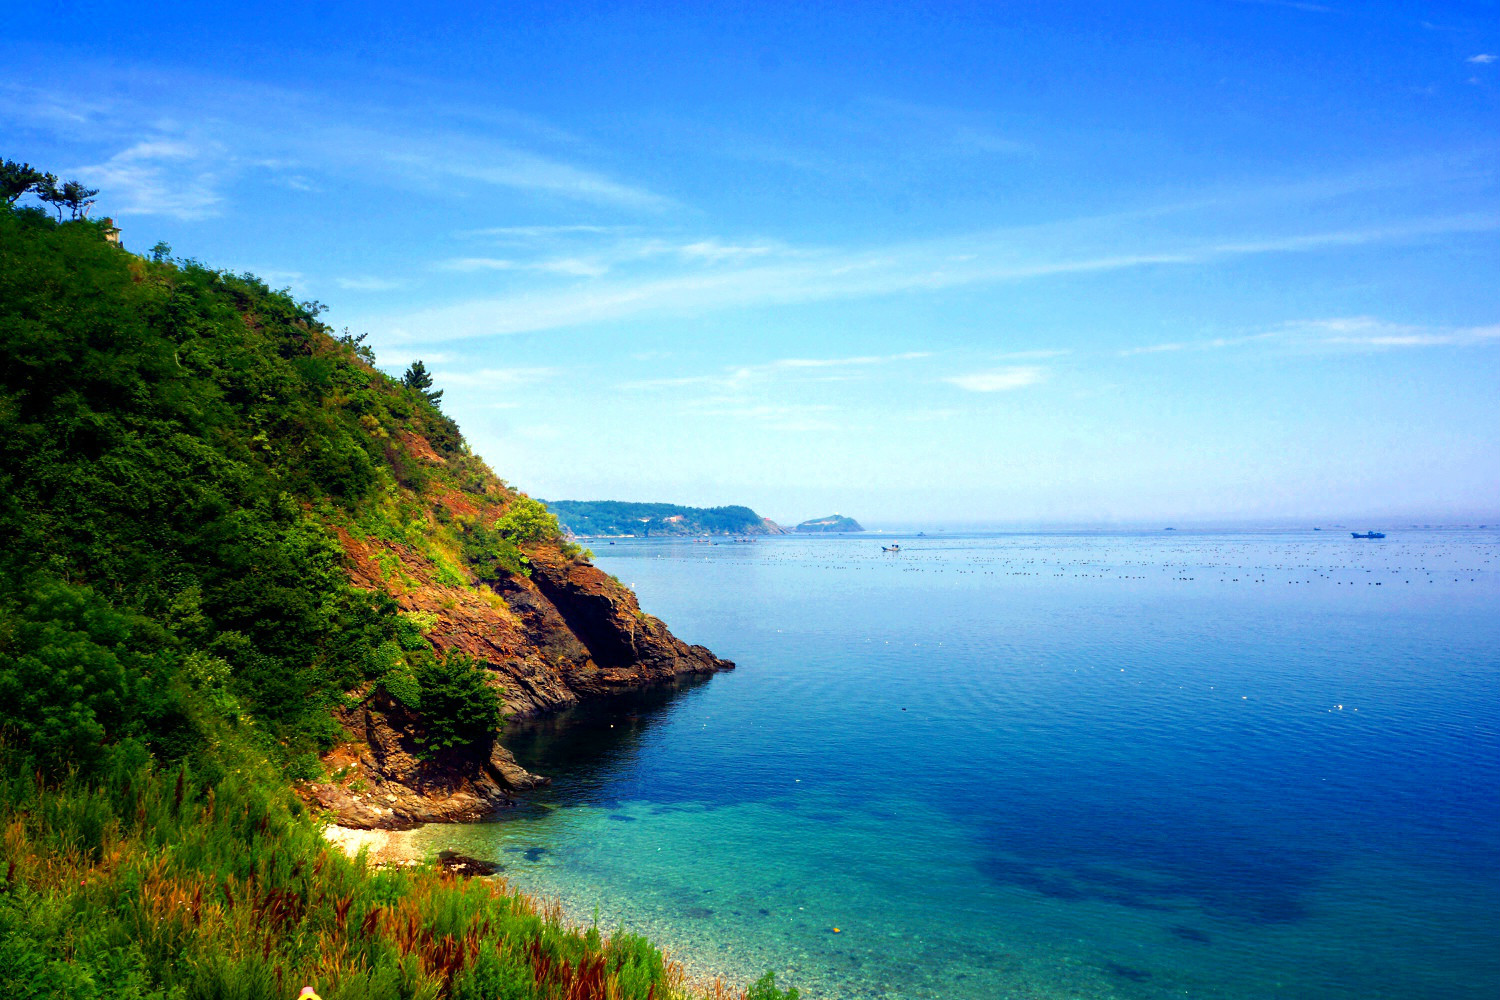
4;2;1497;525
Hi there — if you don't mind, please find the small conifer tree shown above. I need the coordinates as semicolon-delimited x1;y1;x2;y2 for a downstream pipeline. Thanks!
401;359;445;407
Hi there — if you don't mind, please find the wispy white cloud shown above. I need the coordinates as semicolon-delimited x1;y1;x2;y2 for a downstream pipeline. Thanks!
388;149;670;211
372;210;1500;342
1118;332;1278;356
438;258;518;272
459;224;627;240
624;352;930;391
1118;317;1500;358
944;366;1048;392
0;67;668;214
1277;317;1500;349
437;255;611;277
769;352;930;369
438;236;794;280
992;348;1073;361
75;139;224;219
534;257;612;277
678;239;780;263
1468;54;1497;65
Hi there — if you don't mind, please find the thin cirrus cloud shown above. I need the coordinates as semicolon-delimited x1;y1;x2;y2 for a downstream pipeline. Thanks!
370;209;1500;343
944;366;1048;392
75;139;224;219
438;237;790;278
437;256;610;277
1119;317;1500;356
624;352;930;391
0;68;668;216
459;225;629;241
1468;54;1497;64
1278;316;1500;349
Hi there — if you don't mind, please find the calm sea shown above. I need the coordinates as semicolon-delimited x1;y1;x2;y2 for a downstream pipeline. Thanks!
413;530;1500;999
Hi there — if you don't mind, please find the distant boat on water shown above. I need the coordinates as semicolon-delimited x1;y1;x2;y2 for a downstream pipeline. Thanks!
882;544;901;552
1351;531;1386;539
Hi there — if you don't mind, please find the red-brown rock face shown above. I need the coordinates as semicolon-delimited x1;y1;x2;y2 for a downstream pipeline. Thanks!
312;491;733;828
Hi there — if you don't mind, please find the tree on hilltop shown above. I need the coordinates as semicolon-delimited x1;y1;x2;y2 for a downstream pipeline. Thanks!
401;359;445;407
61;179;100;219
34;175;99;221
1;159;49;206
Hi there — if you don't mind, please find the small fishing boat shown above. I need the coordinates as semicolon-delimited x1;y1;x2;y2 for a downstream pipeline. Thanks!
1350;531;1386;539
882;544;901;553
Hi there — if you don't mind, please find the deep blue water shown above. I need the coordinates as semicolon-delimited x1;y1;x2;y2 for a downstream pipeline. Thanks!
414;531;1500;999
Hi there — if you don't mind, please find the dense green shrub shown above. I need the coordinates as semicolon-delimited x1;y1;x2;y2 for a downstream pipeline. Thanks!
0;575;193;773
494;496;564;545
459;519;531;579
0;206;484;764
747;972;801;1000
413;654;503;752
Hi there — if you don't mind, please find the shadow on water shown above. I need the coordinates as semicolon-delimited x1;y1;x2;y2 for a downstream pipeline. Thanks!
501;674;717;800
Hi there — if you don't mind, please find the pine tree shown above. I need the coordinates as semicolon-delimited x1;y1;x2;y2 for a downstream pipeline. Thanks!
0;159;47;206
401;360;444;407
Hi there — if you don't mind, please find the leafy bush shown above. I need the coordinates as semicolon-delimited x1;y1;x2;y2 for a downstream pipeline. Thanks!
413;654;502;752
495;496;564;544
459;518;531;579
0;575;192;773
748;971;801;1000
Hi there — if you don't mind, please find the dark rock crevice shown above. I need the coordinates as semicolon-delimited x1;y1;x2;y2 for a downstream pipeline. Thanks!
312;551;732;829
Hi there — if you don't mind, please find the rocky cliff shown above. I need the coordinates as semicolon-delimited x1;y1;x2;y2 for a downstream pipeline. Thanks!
306;439;734;828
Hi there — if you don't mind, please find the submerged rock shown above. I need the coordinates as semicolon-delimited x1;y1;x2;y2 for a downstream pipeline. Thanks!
437;850;502;876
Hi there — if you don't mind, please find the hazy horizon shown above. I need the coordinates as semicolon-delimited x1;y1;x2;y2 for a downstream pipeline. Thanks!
4;2;1496;522
549;505;1500;533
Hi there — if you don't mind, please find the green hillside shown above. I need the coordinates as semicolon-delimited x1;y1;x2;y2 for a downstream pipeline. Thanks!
794;515;864;533
0;183;793;999
542;500;783;536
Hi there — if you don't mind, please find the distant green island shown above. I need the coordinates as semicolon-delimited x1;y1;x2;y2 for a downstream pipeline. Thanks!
795;514;865;533
543;500;789;536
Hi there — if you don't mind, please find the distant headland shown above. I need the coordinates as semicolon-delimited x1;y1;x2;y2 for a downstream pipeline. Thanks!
543;500;789;537
543;501;867;537
794;514;865;533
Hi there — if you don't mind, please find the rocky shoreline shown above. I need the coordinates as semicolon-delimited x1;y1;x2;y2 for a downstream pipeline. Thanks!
305;546;733;830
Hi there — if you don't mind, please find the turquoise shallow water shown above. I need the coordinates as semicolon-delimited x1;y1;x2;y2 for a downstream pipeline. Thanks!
412;530;1500;999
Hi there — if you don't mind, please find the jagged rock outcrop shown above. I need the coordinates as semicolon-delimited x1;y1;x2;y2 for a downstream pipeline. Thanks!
306;691;550;829
315;489;734;828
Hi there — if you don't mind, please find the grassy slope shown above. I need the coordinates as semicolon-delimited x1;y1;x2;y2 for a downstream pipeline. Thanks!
0;208;792;999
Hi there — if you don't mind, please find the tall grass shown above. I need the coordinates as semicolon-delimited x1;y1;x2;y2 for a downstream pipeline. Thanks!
0;745;690;1000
